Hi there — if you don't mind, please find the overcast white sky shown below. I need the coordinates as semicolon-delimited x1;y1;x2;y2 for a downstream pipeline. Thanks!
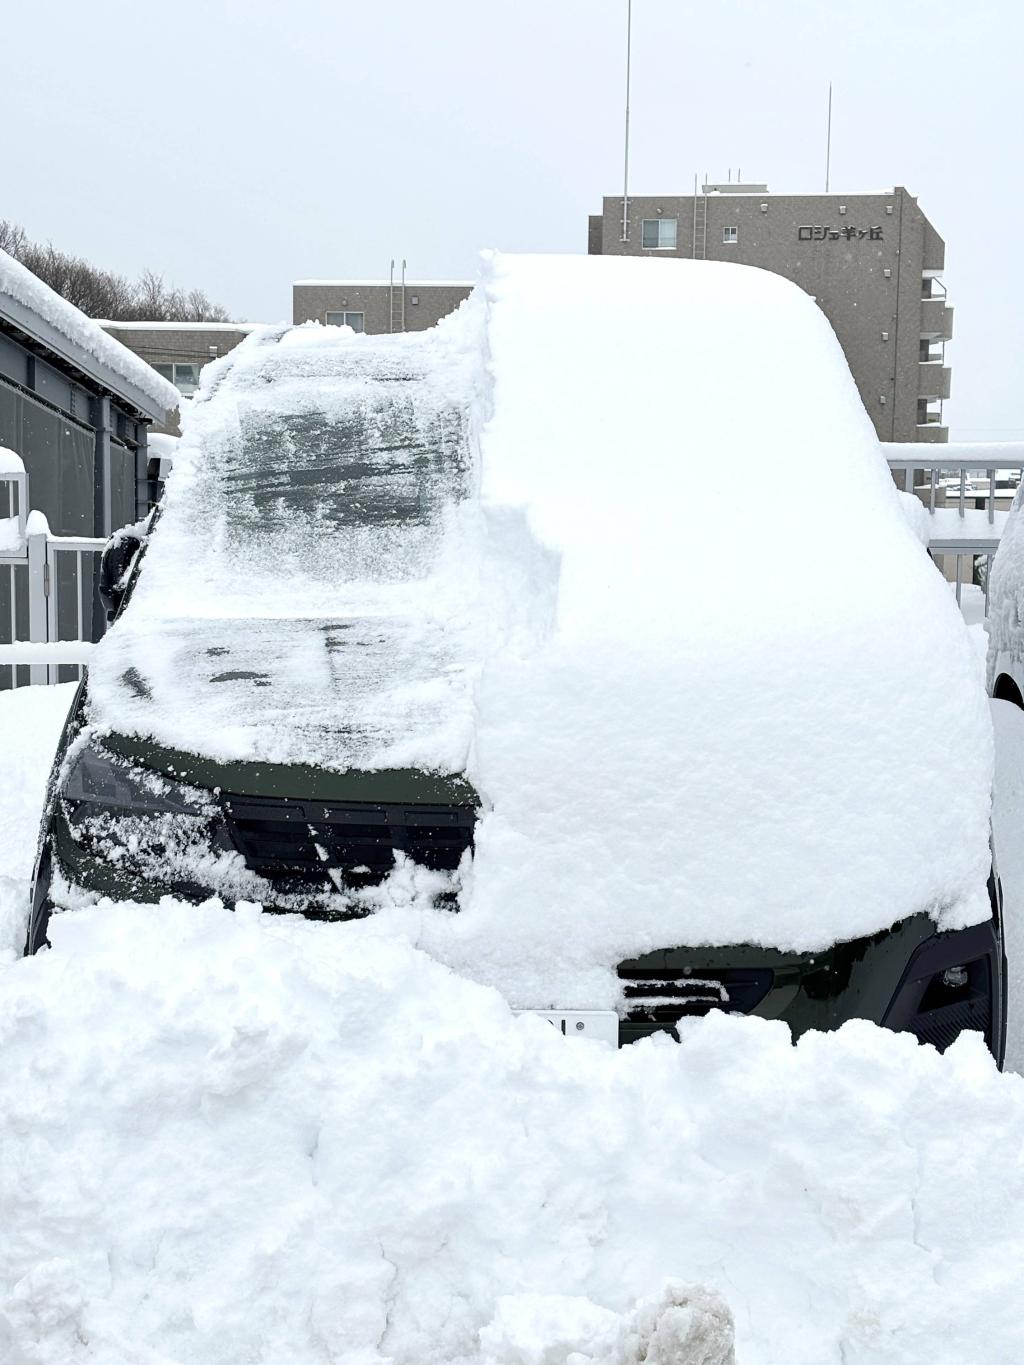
3;0;1020;437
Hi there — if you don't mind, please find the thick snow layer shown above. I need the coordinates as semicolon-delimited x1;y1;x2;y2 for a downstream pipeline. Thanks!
0;684;75;960
0;251;179;415
0;518;23;554
897;490;932;547
0;445;26;474
987;483;1024;693
96;321;265;332
84;253;991;989
2;901;1024;1365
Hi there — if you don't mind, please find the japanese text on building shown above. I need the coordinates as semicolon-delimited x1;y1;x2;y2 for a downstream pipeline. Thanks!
798;225;883;242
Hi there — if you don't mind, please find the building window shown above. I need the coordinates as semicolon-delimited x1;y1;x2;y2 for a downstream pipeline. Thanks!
722;226;738;244
153;362;202;396
641;218;678;250
325;310;365;332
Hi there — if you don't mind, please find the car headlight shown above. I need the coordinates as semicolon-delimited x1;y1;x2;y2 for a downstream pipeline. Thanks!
61;742;215;817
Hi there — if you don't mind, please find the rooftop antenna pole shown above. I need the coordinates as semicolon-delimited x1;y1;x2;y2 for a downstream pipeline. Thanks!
620;0;633;241
825;82;833;192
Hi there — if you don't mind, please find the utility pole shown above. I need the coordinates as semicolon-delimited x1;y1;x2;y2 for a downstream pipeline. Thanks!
620;0;633;241
825;83;833;193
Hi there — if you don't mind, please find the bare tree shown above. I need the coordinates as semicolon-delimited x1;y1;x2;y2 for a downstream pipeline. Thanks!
0;220;28;257
0;219;231;322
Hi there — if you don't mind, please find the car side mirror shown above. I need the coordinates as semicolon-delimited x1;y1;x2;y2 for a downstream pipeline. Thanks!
98;532;143;622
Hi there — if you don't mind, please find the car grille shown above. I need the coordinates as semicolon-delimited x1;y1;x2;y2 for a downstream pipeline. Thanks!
618;964;774;1026
910;997;991;1052
223;794;475;891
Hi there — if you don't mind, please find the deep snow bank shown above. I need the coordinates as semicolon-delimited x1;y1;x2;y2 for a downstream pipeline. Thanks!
2;902;1023;1365
0;683;75;960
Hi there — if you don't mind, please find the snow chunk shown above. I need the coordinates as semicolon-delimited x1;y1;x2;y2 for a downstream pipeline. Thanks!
481;1284;736;1365
0;684;76;960
0;250;179;414
2;902;1023;1365
0;518;22;555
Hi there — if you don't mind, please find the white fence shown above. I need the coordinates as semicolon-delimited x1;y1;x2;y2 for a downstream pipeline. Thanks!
883;442;1024;615
0;456;105;687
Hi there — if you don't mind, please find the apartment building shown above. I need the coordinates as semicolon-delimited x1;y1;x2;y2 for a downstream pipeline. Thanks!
589;184;953;443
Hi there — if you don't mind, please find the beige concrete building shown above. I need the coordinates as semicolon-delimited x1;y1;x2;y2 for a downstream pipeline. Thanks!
292;280;473;334
589;183;953;443
99;322;263;434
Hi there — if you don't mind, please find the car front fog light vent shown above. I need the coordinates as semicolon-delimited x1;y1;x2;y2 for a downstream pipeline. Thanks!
880;920;1002;1062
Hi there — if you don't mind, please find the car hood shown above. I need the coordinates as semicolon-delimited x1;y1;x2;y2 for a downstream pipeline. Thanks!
86;611;478;779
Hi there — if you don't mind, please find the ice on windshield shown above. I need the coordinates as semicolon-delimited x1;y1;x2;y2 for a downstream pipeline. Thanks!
88;317;485;772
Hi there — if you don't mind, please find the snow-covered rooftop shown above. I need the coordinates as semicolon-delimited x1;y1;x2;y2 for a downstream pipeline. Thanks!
0;250;179;417
96;320;266;332
293;278;474;287
86;252;992;992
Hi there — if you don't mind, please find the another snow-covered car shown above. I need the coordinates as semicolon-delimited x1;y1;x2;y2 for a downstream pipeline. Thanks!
988;490;1024;711
28;254;1006;1062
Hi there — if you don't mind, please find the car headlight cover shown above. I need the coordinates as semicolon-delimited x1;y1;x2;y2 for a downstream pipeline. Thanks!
61;743;212;817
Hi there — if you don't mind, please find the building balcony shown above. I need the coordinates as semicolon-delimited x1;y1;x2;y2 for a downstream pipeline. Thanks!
915;422;949;443
921;299;954;341
918;363;952;400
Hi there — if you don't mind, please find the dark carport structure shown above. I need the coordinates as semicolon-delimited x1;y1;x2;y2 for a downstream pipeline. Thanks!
0;251;177;685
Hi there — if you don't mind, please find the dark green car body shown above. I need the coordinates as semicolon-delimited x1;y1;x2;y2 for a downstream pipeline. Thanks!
26;325;1007;1067
29;682;1007;1065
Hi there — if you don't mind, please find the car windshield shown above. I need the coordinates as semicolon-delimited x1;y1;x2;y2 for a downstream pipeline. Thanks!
86;325;485;775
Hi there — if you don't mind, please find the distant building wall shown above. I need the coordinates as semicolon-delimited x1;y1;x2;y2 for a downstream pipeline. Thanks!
591;186;953;443
99;323;261;435
292;282;473;333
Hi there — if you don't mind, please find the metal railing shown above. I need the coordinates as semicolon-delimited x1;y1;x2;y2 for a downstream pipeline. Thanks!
883;443;1024;613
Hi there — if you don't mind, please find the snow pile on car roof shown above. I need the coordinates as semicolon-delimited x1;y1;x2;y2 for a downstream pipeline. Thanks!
85;252;991;975
0;250;179;415
422;254;991;983
2;902;1023;1365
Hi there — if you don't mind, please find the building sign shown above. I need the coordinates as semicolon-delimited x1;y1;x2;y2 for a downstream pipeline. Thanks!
798;225;883;241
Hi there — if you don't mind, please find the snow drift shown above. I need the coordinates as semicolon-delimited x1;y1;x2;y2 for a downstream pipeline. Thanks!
1;901;1023;1365
81;252;990;996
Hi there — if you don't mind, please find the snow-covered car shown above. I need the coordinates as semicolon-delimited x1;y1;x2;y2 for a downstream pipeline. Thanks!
27;254;1006;1063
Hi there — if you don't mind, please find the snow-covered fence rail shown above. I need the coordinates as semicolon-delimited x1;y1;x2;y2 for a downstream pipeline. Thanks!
0;458;106;689
884;442;1024;613
0;454;30;680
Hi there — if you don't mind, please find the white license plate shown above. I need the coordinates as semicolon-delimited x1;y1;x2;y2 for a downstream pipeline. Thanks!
513;1009;619;1046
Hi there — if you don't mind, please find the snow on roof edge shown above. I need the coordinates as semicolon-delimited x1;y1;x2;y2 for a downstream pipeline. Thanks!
96;320;268;332
0;250;179;418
